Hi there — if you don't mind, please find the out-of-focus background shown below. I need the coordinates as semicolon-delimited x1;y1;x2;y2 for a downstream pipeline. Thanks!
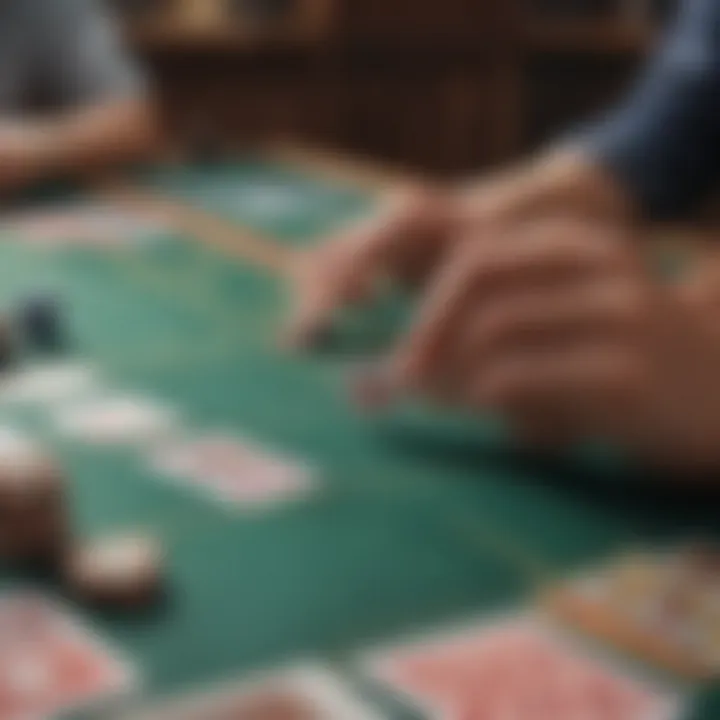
112;0;677;175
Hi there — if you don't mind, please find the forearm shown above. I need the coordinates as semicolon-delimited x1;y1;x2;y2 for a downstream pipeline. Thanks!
0;99;157;190
453;148;636;230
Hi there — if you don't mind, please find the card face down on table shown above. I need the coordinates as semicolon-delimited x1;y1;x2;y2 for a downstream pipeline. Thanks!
54;394;179;446
361;615;685;720
544;544;720;680
113;665;382;720
0;203;171;250
150;432;315;510
0;591;137;720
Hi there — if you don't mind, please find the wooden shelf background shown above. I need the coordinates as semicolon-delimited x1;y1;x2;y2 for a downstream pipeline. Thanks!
525;18;656;53
121;0;333;48
120;0;676;173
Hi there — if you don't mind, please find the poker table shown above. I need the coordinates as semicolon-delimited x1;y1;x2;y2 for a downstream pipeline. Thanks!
0;144;717;719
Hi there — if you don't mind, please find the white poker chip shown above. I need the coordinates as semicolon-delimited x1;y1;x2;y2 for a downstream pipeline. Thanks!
66;533;164;605
0;432;63;506
80;535;160;581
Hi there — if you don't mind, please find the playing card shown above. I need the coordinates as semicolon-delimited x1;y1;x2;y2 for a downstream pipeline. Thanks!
114;665;380;720
363;617;684;720
53;395;179;445
0;362;100;406
546;546;720;679
0;591;136;720
150;432;314;508
1;203;171;250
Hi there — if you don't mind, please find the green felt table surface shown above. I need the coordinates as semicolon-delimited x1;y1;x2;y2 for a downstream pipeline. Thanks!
141;159;370;245
0;158;717;718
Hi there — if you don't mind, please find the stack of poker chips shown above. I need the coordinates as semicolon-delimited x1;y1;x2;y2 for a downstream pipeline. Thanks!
0;297;68;566
0;297;165;609
18;294;65;354
0;435;69;568
0;293;67;369
0;432;164;609
0;294;68;567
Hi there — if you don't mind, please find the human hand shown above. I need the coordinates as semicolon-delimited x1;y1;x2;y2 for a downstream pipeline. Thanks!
385;218;720;467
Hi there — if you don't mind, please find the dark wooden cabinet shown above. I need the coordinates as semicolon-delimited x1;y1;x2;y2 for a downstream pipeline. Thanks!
135;0;667;174
336;0;511;46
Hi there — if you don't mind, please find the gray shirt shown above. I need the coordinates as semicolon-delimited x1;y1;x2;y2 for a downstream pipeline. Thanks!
581;0;720;218
0;0;144;113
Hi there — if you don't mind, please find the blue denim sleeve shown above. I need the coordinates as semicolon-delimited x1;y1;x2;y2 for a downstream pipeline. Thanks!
580;0;720;218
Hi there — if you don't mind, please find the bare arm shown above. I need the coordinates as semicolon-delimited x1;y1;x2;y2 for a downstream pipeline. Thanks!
0;0;159;191
454;148;634;230
0;97;157;190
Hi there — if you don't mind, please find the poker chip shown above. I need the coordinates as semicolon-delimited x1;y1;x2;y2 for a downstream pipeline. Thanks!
64;533;164;608
0;435;68;566
0;436;64;511
0;507;69;567
19;294;65;353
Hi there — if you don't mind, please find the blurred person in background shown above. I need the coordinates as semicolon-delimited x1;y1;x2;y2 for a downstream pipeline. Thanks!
0;0;154;194
287;0;720;470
